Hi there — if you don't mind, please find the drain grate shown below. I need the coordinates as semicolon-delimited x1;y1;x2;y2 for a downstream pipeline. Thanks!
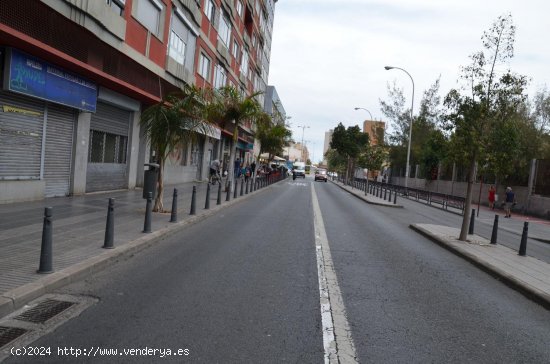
0;326;28;348
14;299;75;324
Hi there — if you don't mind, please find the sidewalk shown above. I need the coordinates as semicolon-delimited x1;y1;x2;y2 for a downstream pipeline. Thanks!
329;179;403;208
0;176;277;317
383;189;550;243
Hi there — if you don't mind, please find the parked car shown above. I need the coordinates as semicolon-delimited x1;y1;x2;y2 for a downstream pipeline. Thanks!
315;169;328;182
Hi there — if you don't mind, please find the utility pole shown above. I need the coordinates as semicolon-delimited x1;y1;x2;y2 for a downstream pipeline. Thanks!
297;125;310;162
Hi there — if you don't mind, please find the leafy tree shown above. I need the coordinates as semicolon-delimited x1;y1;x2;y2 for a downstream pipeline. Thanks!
330;123;370;181
443;14;528;240
325;148;348;175
256;122;292;162
420;129;448;180
203;86;266;192
380;78;443;177
140;86;210;212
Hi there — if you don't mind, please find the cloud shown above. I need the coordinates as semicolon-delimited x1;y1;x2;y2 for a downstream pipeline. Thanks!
269;0;550;163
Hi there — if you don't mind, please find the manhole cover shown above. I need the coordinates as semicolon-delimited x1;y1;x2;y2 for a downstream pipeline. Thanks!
14;299;75;324
0;326;28;348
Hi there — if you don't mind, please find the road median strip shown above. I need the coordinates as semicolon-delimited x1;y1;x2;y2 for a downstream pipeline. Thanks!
410;223;550;310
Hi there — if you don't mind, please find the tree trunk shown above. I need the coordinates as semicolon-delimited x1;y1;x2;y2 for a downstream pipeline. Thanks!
459;156;476;240
154;159;164;213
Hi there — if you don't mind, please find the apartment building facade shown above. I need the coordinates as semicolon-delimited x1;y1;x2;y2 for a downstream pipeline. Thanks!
0;0;277;203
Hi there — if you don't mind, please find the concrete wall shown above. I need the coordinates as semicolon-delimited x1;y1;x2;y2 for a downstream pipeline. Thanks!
71;111;91;195
0;180;45;204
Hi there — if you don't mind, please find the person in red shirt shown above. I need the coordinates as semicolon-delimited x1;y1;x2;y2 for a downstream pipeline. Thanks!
488;185;496;210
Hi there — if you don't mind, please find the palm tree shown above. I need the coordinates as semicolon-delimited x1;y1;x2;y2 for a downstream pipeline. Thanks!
203;86;267;192
140;85;212;212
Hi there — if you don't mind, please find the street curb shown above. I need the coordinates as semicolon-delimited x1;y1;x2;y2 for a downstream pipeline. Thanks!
329;180;403;208
410;223;550;310
0;178;286;318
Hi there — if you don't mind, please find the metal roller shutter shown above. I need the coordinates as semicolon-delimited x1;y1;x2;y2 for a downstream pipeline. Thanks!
44;104;75;197
90;102;129;135
0;92;45;180
86;102;131;192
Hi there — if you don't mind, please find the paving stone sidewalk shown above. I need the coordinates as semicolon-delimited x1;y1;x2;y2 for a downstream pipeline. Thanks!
0;176;274;317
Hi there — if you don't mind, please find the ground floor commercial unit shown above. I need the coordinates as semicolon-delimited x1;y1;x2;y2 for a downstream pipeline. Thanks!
0;47;215;204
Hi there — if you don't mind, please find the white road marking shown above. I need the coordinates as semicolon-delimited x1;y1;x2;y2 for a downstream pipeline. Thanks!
311;184;358;364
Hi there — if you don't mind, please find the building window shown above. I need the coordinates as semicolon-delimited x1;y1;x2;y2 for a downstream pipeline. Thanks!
218;11;231;47
240;51;249;76
169;30;186;64
135;0;162;35
106;0;124;16
199;53;211;81
232;41;240;61
89;130;128;164
204;0;215;22
236;0;243;17
214;64;227;88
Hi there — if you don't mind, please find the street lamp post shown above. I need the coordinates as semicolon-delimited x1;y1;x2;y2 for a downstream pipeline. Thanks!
384;65;414;192
297;125;310;162
354;107;373;120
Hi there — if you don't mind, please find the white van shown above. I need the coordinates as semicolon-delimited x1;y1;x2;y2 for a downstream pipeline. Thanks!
292;161;306;178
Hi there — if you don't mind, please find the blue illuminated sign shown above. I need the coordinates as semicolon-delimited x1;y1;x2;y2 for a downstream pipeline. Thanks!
5;48;97;112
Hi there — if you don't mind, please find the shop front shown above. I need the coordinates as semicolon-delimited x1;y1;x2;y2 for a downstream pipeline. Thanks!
0;48;95;203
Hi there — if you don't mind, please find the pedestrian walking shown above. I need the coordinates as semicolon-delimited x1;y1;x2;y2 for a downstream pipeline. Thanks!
504;187;515;218
244;163;251;182
250;160;256;178
488;185;496;210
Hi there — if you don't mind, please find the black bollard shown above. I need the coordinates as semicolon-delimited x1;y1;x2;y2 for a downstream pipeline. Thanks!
205;183;211;210
490;215;499;244
240;178;244;196
217;182;222;205
518;221;529;256
226;181;231;201
234;179;239;198
103;198;115;248
170;188;178;222
245;179;249;194
384;187;387;200
388;188;392;202
393;190;397;204
468;209;475;235
37;207;53;274
143;192;152;233
190;186;197;215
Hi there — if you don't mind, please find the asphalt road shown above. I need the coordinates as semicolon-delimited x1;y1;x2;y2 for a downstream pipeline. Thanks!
7;178;322;363
315;180;550;363
5;177;550;363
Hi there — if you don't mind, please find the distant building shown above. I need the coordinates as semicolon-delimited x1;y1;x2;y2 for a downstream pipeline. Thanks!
285;142;308;163
363;120;386;145
322;129;333;166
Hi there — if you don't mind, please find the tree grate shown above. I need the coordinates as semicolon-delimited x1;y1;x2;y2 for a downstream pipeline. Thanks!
14;299;75;324
0;326;28;348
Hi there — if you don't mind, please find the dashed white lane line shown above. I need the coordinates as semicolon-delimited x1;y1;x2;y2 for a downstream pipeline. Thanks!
311;184;358;364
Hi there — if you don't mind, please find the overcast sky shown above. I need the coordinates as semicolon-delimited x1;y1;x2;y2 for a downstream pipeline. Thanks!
267;0;550;164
